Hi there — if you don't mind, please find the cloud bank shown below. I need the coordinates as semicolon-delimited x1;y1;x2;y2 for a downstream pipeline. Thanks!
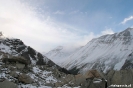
0;0;114;52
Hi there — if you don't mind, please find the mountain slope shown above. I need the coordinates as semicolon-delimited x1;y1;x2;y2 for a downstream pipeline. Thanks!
45;46;68;64
0;32;62;69
45;46;83;66
62;28;133;73
0;32;86;88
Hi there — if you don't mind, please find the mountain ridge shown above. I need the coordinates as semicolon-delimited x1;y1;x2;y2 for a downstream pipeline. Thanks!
62;28;133;74
45;45;83;66
0;32;69;71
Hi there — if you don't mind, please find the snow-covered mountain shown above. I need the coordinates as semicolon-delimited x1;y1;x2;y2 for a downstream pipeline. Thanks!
62;28;133;74
45;46;83;66
0;32;82;88
0;32;62;69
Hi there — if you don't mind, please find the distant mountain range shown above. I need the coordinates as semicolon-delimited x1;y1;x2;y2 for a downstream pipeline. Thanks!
59;28;133;74
45;28;133;74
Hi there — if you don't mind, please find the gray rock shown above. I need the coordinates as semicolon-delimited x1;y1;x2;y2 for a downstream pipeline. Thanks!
107;69;133;88
45;83;54;87
32;83;38;86
8;66;17;71
16;63;25;70
18;73;33;84
10;71;18;78
0;80;18;88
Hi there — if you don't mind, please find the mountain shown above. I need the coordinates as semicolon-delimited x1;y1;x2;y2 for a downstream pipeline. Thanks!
45;46;83;66
45;46;67;65
0;32;83;88
0;32;111;88
0;30;133;88
0;32;60;67
62;28;133;74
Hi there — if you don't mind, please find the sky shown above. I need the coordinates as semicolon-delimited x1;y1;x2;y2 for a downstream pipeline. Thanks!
0;0;133;53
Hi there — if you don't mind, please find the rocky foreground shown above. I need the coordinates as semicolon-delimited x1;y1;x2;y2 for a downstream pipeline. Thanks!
0;51;133;88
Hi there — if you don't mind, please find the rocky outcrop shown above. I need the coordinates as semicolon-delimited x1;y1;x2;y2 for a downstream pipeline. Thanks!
10;71;18;78
106;69;133;88
84;70;101;79
0;34;65;73
18;73;33;84
1;55;132;88
0;80;18;88
53;69;106;88
2;56;29;65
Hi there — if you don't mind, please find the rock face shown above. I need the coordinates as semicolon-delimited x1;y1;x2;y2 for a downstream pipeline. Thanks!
0;34;61;68
18;74;33;84
2;56;29;65
106;69;133;88
63;28;133;74
84;70;101;79
0;80;18;88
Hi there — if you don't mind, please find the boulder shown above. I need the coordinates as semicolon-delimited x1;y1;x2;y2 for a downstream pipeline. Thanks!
84;70;101;79
72;74;86;86
54;82;63;87
45;83;54;87
65;74;74;82
107;69;133;88
10;71;18;78
18;73;33;84
0;80;18;88
8;66;17;71
16;62;25;70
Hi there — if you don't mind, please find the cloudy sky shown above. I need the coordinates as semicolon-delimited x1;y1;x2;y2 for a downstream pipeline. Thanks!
0;0;133;53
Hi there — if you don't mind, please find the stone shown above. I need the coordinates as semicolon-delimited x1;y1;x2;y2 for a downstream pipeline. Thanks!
84;70;101;79
54;82;63;87
107;69;133;88
2;56;29;65
18;73;33;84
8;66;17;71
72;74;86;86
45;83;54;87
0;80;18;88
32;83;38;86
10;71;18;78
16;63;25;70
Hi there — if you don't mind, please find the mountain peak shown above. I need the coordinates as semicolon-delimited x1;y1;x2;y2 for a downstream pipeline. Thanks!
54;46;63;51
119;27;133;36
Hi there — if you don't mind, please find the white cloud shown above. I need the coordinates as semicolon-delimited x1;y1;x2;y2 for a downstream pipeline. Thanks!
53;10;64;15
101;28;114;35
0;0;115;53
69;10;79;14
0;0;93;52
121;16;133;24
